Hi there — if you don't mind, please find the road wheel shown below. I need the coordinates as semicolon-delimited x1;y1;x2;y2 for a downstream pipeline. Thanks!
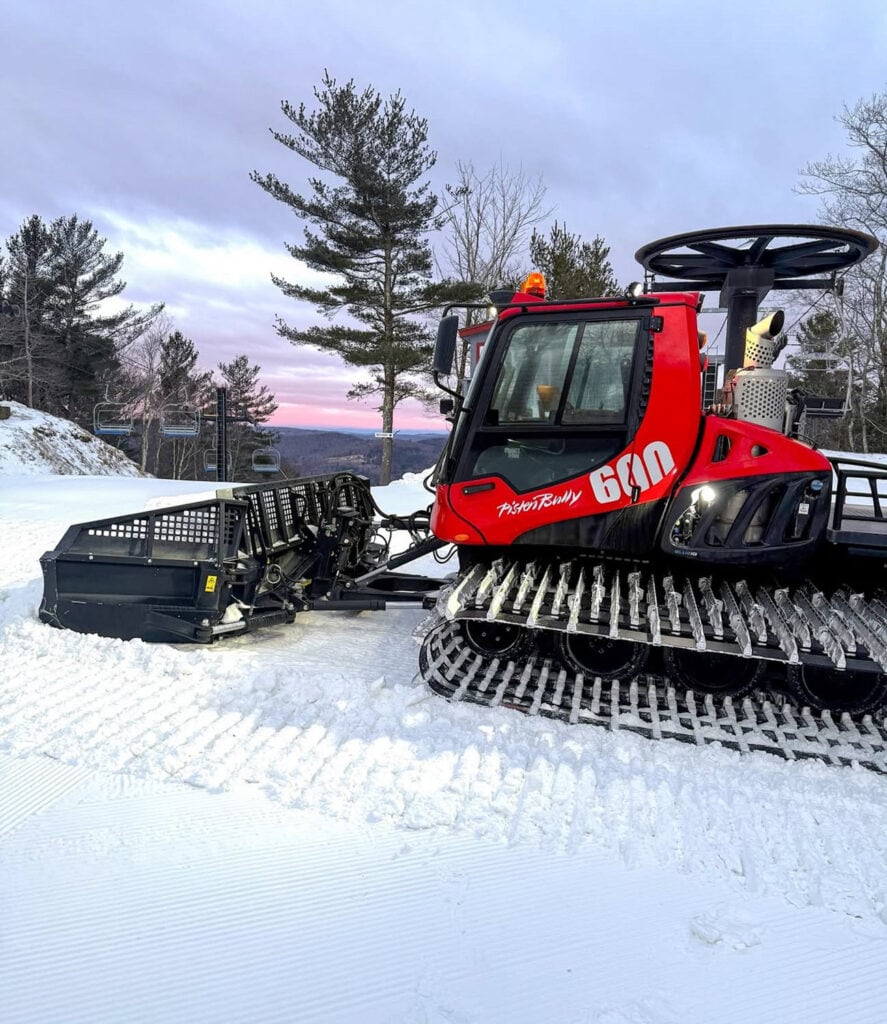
788;664;886;715
461;619;530;659
663;647;763;699
557;633;649;681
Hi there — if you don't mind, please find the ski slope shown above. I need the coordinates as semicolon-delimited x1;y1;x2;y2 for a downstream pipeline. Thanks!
2;403;887;1023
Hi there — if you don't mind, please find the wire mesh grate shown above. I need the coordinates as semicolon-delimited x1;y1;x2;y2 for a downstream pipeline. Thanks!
87;518;150;540
154;507;219;545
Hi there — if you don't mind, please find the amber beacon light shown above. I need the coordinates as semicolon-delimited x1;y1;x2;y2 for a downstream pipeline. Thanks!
520;272;546;297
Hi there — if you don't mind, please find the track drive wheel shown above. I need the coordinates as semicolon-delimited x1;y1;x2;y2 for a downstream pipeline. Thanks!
663;647;764;700
461;619;531;659
557;633;649;681
788;664;886;715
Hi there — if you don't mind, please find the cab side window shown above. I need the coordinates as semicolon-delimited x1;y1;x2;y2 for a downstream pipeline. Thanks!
563;320;637;423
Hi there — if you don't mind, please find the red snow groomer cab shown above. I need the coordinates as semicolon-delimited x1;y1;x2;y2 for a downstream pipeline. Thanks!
434;281;830;566
421;225;887;716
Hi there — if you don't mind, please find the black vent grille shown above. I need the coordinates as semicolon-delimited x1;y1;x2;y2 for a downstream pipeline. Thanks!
636;336;655;420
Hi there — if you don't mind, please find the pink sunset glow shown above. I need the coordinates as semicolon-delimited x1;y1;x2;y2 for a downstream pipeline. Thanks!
267;400;447;432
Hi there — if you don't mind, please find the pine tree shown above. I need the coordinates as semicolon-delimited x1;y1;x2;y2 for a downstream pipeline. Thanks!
217;354;279;480
160;331;212;399
252;72;466;484
785;311;843;396
1;213;161;424
45;215;158;422
529;222;619;300
156;331;214;479
1;216;55;407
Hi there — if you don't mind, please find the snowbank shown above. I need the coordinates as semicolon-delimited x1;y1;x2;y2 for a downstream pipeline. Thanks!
0;400;144;477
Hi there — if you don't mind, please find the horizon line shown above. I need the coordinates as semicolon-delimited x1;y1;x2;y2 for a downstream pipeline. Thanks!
271;423;448;433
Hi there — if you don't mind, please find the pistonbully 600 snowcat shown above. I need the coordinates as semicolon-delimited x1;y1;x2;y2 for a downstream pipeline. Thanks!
38;225;887;770
419;225;887;734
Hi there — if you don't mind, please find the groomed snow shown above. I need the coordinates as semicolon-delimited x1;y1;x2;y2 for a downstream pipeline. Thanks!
3;405;887;1023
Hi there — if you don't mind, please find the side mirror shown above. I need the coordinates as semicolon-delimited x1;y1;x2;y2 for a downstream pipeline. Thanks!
433;315;459;375
439;397;455;416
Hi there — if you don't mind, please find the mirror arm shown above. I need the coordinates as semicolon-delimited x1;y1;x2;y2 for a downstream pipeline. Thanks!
433;370;460;400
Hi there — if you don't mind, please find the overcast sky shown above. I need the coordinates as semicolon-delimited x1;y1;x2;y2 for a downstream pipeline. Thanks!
2;0;886;429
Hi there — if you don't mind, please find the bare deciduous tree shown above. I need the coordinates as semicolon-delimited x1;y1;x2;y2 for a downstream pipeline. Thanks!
118;314;170;473
798;91;887;452
439;159;550;289
438;160;551;377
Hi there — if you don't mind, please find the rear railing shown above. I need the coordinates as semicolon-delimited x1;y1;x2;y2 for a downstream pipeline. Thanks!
830;456;887;530
64;499;248;563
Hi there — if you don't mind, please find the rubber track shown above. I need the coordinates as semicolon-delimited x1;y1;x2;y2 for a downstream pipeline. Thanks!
419;619;887;775
441;560;887;675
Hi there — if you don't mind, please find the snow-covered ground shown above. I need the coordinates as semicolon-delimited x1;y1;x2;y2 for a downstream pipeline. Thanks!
0;400;144;477
3;403;887;1023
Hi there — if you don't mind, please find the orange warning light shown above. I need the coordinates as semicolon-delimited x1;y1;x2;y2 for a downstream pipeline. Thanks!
520;272;546;298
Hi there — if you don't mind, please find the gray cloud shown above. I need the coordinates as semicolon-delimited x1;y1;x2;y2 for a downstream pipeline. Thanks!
3;0;885;426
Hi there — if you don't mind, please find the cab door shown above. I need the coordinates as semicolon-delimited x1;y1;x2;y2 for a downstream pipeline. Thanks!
433;302;702;552
455;312;645;495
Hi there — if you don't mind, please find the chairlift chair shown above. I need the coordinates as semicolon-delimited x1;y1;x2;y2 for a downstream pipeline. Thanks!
251;447;281;474
787;352;850;370
160;403;200;438
203;449;232;476
93;402;133;436
787;350;851;421
801;395;848;419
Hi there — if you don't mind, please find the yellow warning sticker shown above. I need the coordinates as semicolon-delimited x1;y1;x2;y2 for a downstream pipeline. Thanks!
205;575;218;593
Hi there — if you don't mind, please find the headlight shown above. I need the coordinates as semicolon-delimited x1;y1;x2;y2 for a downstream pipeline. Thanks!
691;485;717;505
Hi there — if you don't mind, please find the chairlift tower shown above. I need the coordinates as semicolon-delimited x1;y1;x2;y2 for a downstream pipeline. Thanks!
203;387;280;481
214;387;229;483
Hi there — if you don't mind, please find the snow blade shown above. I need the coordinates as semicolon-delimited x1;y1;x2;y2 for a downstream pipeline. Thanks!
39;473;386;643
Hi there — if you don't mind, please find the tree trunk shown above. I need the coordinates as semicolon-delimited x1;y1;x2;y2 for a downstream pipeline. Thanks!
380;371;394;486
379;236;396;487
139;409;155;474
21;285;35;408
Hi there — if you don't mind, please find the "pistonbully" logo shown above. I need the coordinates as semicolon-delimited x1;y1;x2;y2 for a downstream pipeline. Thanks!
497;489;582;517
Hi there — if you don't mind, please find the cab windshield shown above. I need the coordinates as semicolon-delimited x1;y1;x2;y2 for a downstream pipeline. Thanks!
487;318;639;426
461;316;643;494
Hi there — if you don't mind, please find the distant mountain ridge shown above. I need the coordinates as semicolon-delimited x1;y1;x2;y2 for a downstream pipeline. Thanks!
274;426;446;485
277;426;446;438
0;403;446;485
